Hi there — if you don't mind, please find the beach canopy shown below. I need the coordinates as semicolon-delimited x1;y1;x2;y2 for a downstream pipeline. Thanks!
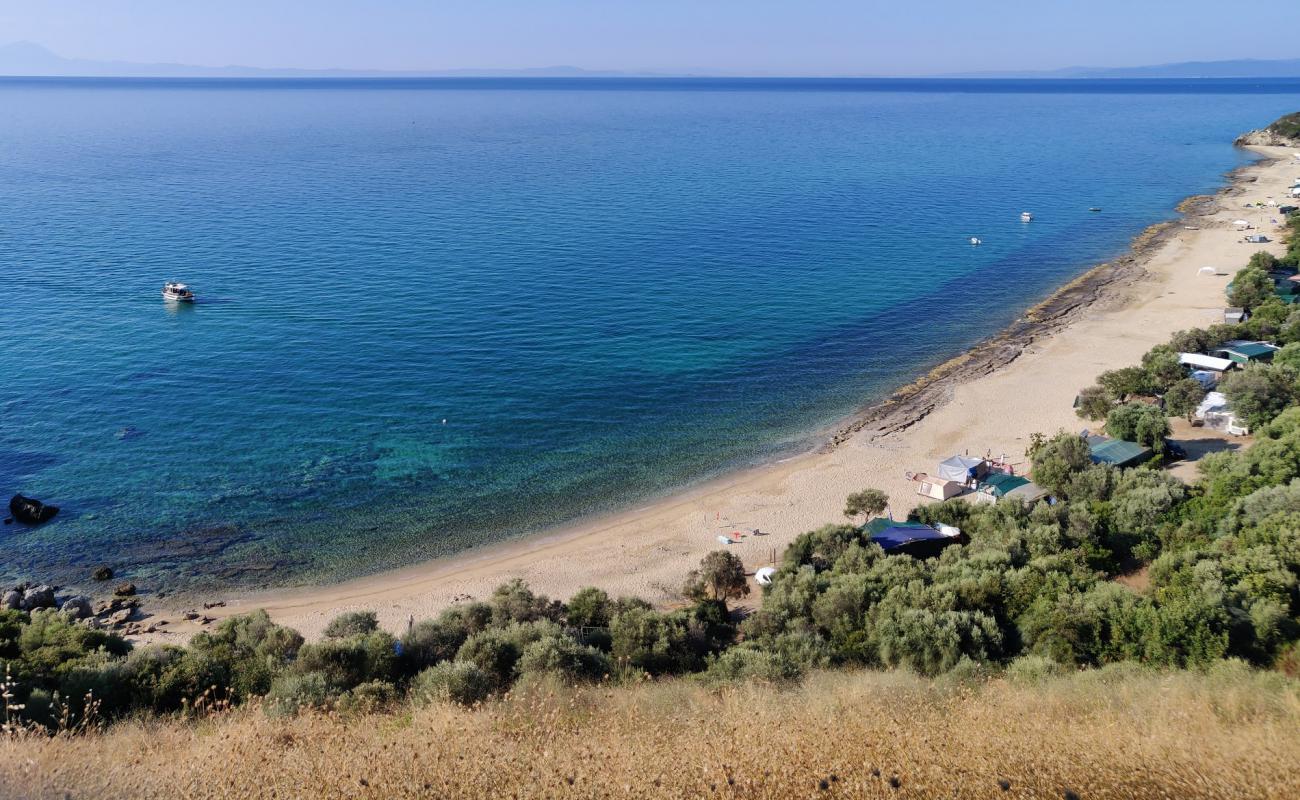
979;472;1030;498
1234;220;1251;227
1196;391;1230;418
936;455;986;483
1180;352;1235;372
863;518;961;558
1004;482;1050;504
1086;435;1155;468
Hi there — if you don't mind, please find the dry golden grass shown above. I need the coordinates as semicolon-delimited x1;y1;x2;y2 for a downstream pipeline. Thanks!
3;664;1299;799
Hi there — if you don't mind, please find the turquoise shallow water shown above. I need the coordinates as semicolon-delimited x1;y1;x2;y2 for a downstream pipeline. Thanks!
3;78;1299;591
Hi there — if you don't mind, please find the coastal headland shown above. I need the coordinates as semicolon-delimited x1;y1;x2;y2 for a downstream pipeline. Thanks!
127;143;1299;641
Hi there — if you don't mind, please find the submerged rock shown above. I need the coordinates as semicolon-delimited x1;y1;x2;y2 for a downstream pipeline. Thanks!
91;565;114;582
8;494;59;525
113;582;137;597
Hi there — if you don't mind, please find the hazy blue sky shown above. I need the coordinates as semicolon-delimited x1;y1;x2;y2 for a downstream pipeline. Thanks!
2;0;1298;76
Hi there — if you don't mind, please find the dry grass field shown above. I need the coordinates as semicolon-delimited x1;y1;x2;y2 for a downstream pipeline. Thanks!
3;664;1298;800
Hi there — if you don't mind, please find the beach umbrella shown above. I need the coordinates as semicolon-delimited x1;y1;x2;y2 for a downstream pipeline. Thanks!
755;567;776;585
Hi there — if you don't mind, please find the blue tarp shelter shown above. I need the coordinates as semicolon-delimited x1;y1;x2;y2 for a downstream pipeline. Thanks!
863;518;964;558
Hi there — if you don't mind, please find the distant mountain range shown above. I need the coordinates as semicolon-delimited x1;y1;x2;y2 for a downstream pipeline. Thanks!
0;41;657;78
2;41;1299;80
952;59;1300;79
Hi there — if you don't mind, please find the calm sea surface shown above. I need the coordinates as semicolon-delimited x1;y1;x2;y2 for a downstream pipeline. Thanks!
3;78;1300;591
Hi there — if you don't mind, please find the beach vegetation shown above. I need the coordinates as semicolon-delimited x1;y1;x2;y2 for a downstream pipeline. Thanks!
1220;364;1300;429
1105;402;1171;453
1164;377;1207;421
1097;365;1152;401
1027;431;1092;497
322;610;379;639
409;660;494;707
682;550;750;608
843;487;889;522
1074;383;1114;420
1228;263;1276;309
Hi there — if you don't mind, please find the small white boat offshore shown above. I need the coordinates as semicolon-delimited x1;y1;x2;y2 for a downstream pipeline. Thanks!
1020;211;1034;222
162;282;195;302
970;237;982;245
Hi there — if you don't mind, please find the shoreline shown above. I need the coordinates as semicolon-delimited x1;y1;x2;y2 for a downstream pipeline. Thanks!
138;145;1296;641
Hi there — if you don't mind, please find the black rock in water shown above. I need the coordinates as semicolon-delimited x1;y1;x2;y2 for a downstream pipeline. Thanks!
92;565;114;581
8;494;59;525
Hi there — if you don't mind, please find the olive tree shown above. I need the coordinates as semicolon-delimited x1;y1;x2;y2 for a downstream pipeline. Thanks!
843;488;889;523
1164;378;1207;422
683;550;750;608
1105;403;1171;452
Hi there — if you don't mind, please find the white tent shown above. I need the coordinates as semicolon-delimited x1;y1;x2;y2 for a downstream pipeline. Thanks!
936;455;986;483
755;567;776;586
1196;391;1249;435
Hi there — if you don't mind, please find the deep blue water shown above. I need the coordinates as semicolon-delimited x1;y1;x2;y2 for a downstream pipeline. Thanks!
3;78;1299;592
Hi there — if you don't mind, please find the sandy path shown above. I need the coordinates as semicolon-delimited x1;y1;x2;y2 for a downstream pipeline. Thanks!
146;145;1299;641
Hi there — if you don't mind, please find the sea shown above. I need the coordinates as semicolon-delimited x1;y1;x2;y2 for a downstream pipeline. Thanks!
3;77;1300;592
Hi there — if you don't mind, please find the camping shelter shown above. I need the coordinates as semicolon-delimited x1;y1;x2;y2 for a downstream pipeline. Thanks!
1212;341;1280;365
935;455;988;484
1195;391;1249;435
863;518;965;559
1086;435;1155;468
1179;353;1235;373
913;474;965;501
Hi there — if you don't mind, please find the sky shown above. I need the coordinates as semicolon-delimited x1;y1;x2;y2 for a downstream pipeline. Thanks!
2;0;1299;76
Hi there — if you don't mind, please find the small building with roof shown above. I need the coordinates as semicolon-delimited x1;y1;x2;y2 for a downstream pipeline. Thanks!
1179;352;1236;373
1212;341;1280;365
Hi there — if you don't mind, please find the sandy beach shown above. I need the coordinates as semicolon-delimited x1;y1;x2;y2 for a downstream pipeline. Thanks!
148;144;1299;641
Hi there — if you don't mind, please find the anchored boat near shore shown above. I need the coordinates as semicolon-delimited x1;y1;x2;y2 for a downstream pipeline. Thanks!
162;282;195;302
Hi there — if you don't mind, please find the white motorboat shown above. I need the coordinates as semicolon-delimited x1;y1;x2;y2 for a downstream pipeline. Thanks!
970;237;982;245
162;282;195;302
1020;211;1034;222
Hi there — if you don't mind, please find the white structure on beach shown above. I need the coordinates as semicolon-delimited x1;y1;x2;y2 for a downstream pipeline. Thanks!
1179;352;1235;373
1195;391;1249;436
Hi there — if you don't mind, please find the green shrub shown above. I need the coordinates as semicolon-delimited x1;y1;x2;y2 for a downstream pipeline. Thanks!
516;635;610;683
701;644;804;685
336;680;399;715
1105;402;1170;453
265;671;332;717
490;579;564;626
293;631;397;691
455;628;522;690
1004;654;1068;684
322;611;379;639
610;607;705;676
410;661;494;707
